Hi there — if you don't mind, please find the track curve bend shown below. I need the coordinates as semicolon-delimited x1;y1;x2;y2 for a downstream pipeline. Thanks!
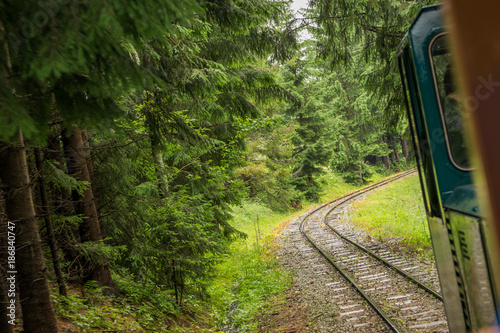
292;170;448;332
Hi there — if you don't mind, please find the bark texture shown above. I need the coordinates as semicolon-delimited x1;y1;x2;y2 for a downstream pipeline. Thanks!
401;138;408;158
0;137;58;333
66;128;115;290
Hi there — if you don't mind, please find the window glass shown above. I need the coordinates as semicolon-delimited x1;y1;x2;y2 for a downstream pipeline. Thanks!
430;34;471;169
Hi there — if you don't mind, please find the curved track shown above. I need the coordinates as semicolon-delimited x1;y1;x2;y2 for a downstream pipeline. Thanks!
298;170;448;332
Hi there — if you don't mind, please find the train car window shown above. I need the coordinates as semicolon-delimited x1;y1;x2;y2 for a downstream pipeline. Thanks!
429;34;471;170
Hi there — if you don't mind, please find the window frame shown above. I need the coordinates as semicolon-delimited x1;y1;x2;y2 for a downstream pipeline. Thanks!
428;32;472;172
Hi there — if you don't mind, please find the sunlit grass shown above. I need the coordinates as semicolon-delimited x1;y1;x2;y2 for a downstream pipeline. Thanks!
349;174;432;256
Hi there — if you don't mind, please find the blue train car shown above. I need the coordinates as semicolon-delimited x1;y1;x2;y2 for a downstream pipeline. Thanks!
398;5;498;332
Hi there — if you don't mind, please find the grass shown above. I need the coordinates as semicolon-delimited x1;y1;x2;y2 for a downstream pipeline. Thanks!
348;174;432;257
206;202;297;332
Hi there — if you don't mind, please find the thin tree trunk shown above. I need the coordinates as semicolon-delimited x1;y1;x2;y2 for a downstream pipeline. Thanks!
394;146;400;164
358;162;363;185
81;130;98;203
401;138;408;158
172;260;178;304
308;175;316;201
35;148;67;296
0;192;14;333
152;147;169;196
48;127;75;217
381;136;391;171
66;127;115;291
0;135;58;333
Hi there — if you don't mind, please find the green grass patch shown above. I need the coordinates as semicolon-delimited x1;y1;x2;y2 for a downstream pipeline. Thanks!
349;174;432;256
208;237;291;332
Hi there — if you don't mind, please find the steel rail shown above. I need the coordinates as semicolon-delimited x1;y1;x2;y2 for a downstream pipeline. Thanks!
324;213;443;301
298;169;417;333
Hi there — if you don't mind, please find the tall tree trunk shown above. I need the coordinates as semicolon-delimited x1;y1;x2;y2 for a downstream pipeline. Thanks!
401;138;408;158
0;135;58;333
35;148;67;296
66;127;115;291
0;192;14;333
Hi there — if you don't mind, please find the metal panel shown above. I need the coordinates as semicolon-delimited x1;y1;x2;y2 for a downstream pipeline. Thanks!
428;215;466;333
447;211;496;330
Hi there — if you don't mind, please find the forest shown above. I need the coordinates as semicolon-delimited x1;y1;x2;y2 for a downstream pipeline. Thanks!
0;0;436;332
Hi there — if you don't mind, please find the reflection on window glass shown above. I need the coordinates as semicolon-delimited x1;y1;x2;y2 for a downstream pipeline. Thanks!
430;34;470;169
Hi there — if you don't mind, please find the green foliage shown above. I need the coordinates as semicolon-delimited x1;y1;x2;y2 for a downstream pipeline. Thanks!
0;0;202;143
327;65;389;184
280;48;336;201
113;272;179;328
297;0;438;128
44;160;88;195
236;118;298;212
226;243;290;331
77;240;125;267
53;284;157;332
92;127;235;302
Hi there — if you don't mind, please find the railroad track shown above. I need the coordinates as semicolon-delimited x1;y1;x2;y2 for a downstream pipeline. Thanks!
297;170;448;332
